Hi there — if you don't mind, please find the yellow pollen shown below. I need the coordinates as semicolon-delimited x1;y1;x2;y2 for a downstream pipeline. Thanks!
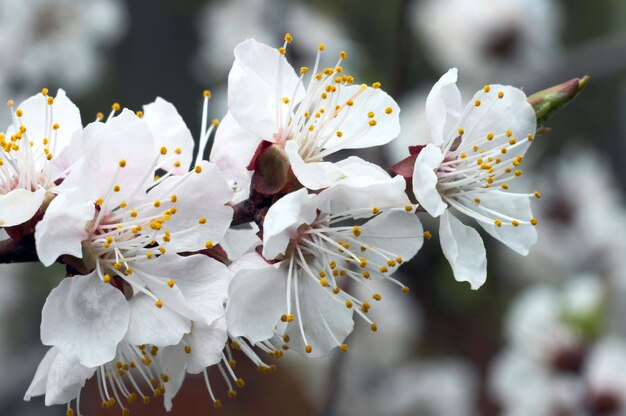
278;47;286;55
175;147;182;154
340;344;348;352
361;302;371;312
483;85;491;92
514;170;522;176
112;103;121;111
487;133;494;141
404;205;413;212
372;293;382;301
159;247;166;254
212;118;219;126
336;131;343;137
346;99;354;106
474;100;481;107
146;252;153;259
282;97;290;104
363;271;370;279
284;33;293;43
160;146;167;155
367;111;375;118
318;43;325;51
345;300;353;308
103;274;111;283
509;138;517;145
387;259;396;267
320;278;328;287
113;184;120;192
339;50;347;59
512;220;520;227
155;299;163;308
96;112;104;120
372;82;381;89
501;148;507;154
498;91;504;99
385;107;393;114
305;344;313;353
329;261;336;269
379;266;388;273
402;286;410;293
530;218;538;226
458;128;465;135
170;194;177;203
527;134;534;141
506;129;513;137
370;323;378;332
205;241;214;249
494;219;502;227
473;145;479;152
460;153;467;159
119;159;127;167
153;200;161;208
501;183;509;190
95;198;104;206
16;109;23;117
198;217;207;224
332;287;341;294
194;165;202;173
352;226;361;237
130;210;138;218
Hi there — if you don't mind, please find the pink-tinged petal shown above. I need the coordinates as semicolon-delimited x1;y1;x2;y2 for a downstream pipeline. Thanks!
0;187;45;227
321;85;401;150
262;188;318;259
60;109;156;206
35;187;95;266
24;348;59;401
124;294;191;348
41;273;130;368
185;317;228;374
143;97;194;174
284;273;354;358
210;112;259;203
144;161;233;252
477;191;537;255
439;211;486;290
412;144;447;217
455;85;536;159
286;140;346;190
44;351;95;406
226;264;286;343
425;68;462;146
50;129;85;181
228;38;304;139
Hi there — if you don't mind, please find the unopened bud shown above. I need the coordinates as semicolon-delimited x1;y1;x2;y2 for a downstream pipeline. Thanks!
528;75;590;123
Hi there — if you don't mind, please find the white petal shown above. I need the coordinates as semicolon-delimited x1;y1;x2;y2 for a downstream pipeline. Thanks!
316;162;411;218
477;191;537;255
135;254;230;326
144;161;233;252
59;109;156;207
44;350;95;406
285;274;354;357
455;85;536;158
24;348;59;401
262;188;318;259
35;187;95;266
439;211;486;290
41;273;130;367
228;38;304;139
210;112;259;203
0;187;46;227
357;210;424;275
125;293;191;348
143;97;194;174
159;344;189;411
185;317;228;374
226;265;286;343
220;224;261;261
321;85;401;150
286;140;346;190
425;68;462;146
412;144;447;216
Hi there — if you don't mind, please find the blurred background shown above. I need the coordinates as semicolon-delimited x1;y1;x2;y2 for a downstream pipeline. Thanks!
1;0;626;414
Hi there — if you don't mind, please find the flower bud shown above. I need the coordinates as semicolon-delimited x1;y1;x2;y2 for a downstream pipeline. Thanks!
528;75;590;123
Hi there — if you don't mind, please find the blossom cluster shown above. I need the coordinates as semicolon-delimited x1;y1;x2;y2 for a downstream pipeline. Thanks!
0;35;584;414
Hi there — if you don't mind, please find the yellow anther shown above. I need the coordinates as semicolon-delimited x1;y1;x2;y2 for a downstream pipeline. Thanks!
318;43;325;51
460;152;467;159
370;323;378;332
483;85;491;93
534;191;542;199
372;293;382;301
184;345;191;353
112;103;121;111
170;194;177;203
473;145;479;152
530;218;538;226
19;125;26;133
379;266;388;273
155;299;164;308
402;286;410;293
320;278;328;287
458;128;465;135
278;47;286;55
16;109;23;117
160;146;167;155
329;260;336;269
498;91;504;99
194;165;202;173
227;390;237;399
404;205;414;212
514;170;522;176
527;133;534;141
305;344;313;353
336;131;343;138
474;198;481;204
46;153;53;160
345;300;353;308
332;287;341;294
48;96;54;105
361;302;371;313
159;247;166;254
501;183;509;190
335;66;343;73
175;147;182;154
385;107;393;114
371;207;380;214
506;129;513;137
212;118;219;126
113;184;121;192
136;110;143;118
236;378;245;388
96;198;104;206
198;217;207;224
367;111;375;118
346;99;354;106
372;82;381;89
284;33;293;43
205;240;214;249
103;274;111;283
359;258;367;268
494;219;502;227
340;344;348;352
153;200;161;208
339;50;347;59
213;399;222;408
352;226;361;237
363;271;370;279
486;133;494;141
52;123;60;130
286;314;294;322
119;159;127;167
282;97;290;104
96;112;104;120
145;252;153;259
387;259;396;267
474;100;481;107
511;220;520;227
501;147;507;154
423;230;432;240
